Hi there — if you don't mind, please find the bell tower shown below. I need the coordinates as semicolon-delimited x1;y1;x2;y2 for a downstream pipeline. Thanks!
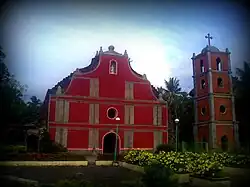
192;34;239;150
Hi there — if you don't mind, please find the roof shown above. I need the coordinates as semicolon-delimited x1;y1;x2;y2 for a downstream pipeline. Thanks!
201;45;220;54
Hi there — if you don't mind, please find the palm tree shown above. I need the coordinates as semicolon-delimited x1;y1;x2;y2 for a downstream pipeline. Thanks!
164;77;182;118
158;77;182;145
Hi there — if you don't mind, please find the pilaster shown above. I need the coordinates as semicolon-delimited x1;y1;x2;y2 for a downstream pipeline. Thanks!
207;51;216;149
90;78;99;97
192;53;199;142
124;130;133;148
125;82;134;99
153;105;158;126
154;131;163;149
88;128;99;148
89;104;95;124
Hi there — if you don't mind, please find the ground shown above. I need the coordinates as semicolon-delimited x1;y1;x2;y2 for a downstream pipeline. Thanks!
0;166;142;186
1;165;250;187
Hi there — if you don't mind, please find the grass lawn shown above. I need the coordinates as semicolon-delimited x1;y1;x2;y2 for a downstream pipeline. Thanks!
0;166;142;186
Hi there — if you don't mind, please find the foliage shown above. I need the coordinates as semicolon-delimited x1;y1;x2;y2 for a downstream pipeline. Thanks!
0;61;28;127
124;150;250;177
40;131;67;153
0;145;26;154
0;48;43;145
142;161;177;187
23;96;42;125
158;77;194;144
234;62;250;147
155;144;175;154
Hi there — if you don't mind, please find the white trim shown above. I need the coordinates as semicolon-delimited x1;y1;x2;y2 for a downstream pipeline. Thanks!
101;131;121;154
64;57;102;94
106;107;118;119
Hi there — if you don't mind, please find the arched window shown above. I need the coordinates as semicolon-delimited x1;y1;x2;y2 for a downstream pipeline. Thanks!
201;79;206;89
201;107;206;115
109;60;117;74
217;77;223;87
200;60;205;73
216;57;222;71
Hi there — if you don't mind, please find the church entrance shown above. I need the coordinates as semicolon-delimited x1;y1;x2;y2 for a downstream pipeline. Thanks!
103;132;119;155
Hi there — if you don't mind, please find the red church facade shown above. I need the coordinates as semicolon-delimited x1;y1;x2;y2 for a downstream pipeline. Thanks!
44;45;168;153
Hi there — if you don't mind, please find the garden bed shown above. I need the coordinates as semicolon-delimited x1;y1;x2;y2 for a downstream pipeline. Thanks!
119;161;191;184
0;153;86;161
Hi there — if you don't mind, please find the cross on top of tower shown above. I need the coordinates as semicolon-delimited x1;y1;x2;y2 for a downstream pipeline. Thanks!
205;33;213;46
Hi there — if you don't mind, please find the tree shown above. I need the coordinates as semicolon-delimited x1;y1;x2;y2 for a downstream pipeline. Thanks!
0;54;27;128
23;96;42;125
234;62;250;148
157;77;194;145
157;77;182;145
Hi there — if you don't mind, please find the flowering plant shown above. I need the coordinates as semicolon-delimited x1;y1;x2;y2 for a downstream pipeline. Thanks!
123;150;250;177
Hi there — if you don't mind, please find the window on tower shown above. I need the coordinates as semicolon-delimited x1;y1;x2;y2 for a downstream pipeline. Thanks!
216;57;222;71
109;60;117;75
219;105;226;114
200;60;205;73
201;79;206;89
201;107;206;115
217;77;223;87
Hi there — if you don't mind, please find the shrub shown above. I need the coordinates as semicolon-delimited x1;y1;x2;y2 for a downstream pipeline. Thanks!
124;150;154;166
40;131;67;153
0;145;26;154
155;144;175;154
142;161;177;187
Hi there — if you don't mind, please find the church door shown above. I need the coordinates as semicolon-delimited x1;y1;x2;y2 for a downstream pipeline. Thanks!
103;132;119;155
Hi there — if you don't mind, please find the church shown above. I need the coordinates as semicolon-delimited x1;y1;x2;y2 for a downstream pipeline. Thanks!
43;45;168;154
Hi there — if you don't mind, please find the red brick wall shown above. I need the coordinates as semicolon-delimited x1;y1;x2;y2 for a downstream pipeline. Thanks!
216;125;234;146
211;53;229;71
197;98;210;122
214;98;233;121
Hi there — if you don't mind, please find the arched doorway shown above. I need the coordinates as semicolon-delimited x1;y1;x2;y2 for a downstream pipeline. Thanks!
103;132;119;155
221;135;228;152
